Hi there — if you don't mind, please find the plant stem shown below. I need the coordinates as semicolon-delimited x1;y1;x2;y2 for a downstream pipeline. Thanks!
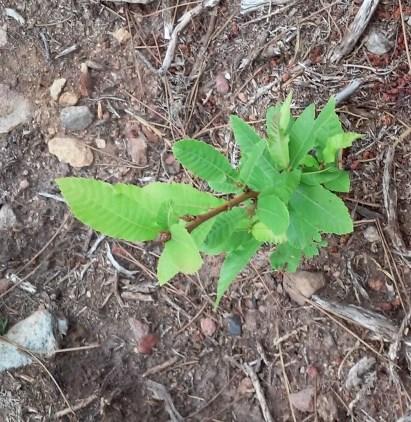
160;190;258;242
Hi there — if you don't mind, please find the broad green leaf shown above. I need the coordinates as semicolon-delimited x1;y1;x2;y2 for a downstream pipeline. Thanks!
290;184;353;234
266;104;281;139
142;183;223;217
215;238;261;306
230;115;262;156
301;166;341;186
287;206;321;249
251;222;287;243
156;201;179;229
239;140;267;185
322;132;362;163
279;93;293;132
302;154;320;169
202;208;248;254
266;111;290;170
289;104;316;168
157;223;202;285
57;178;160;241
313;97;343;149
191;218;216;247
256;192;289;239
270;242;302;272
324;171;350;192
173;140;239;193
262;169;301;203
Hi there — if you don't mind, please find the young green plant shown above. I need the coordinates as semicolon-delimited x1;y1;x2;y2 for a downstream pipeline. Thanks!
57;96;361;306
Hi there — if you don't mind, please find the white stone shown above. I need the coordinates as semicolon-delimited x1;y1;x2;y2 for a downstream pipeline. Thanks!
48;136;93;167
0;84;32;134
49;78;66;101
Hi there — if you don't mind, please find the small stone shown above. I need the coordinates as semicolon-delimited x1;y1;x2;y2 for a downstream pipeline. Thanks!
227;314;242;336
244;309;258;332
366;29;393;55
59;92;79;107
126;124;147;165
0;25;7;48
345;356;376;390
200;317;217;337
136;334;159;354
79;63;93;97
283;271;326;305
237;377;254;396
112;27;131;44
164;153;180;175
363;226;379;242
95;138;106;149
0;278;11;295
0;204;17;230
49;78;66;101
48;136;93;168
215;72;230;94
289;387;315;413
60;106;93;131
317;393;339;422
129;318;149;343
0;84;32;134
0;310;66;372
19;179;29;190
407;16;411;27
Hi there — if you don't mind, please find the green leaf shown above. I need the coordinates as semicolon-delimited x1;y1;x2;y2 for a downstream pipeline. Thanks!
202;208;248;254
215;238;260;306
302;154;320;169
322;132;362;163
262;169;301;203
142;183;223;217
289;184;353;234
289;104;316;168
324;171;350;192
251;221;286;243
191;218;216;247
266;107;290;170
173;140;239;193
287;206;321;249
156;201;179;229
256;192;289;239
270;242;302;272
230;115;262;156
157;223;202;285
57;177;160;241
312;97;343;150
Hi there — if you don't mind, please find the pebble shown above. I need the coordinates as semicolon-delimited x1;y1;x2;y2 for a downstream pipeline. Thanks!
289;387;315;413
49;78;66;101
112;27;131;43
366;29;393;55
215;72;230;94
164;153;180;175
0;25;7;47
60;105;93;131
0;84;32;134
0;310;67;372
317;393;339;422
48;136;94;168
363;225;380;242
19;179;30;191
200;317;217;337
283;271;325;305
58;92;79;107
0;278;11;295
136;334;159;354
237;377;254;396
95;138;106;149
126;125;147;165
345;356;376;390
227;314;242;336
0;204;17;230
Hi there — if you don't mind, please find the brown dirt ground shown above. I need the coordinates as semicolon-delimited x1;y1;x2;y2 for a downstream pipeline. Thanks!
0;0;410;421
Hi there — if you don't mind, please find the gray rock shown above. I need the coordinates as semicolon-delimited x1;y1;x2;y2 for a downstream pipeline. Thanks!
366;29;392;55
0;310;67;373
290;387;315;413
283;271;325;305
0;204;17;230
60;106;93;131
0;84;32;134
363;225;380;242
345;356;376;390
227;314;242;336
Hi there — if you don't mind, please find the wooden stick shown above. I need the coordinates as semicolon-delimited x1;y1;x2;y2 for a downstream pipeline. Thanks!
330;0;380;63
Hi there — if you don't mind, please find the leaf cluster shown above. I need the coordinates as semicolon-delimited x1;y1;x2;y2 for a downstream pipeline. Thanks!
57;96;361;306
